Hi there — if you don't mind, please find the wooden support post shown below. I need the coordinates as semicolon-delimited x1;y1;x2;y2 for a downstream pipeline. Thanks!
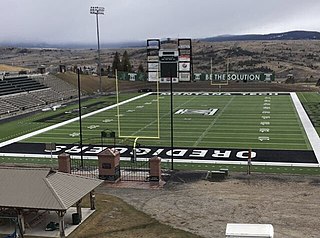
76;199;82;221
57;211;66;238
90;190;96;210
17;209;25;235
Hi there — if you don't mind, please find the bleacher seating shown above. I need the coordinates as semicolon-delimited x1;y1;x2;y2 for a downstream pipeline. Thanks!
0;100;19;116
2;93;45;110
40;75;78;100
29;88;64;104
0;74;78;119
0;80;23;96
0;75;47;96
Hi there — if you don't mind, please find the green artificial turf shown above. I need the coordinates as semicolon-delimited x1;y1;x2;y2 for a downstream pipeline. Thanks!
22;93;311;151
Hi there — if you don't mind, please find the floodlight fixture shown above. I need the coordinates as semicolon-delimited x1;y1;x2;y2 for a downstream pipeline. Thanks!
90;6;105;93
90;6;105;15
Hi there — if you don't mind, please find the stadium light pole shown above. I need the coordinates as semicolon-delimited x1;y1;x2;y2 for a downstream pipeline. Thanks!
90;6;105;93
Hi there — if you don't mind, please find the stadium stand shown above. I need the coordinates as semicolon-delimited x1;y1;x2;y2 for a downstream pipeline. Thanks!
0;74;78;119
0;100;19;116
29;88;65;104
38;75;78;100
2;93;45;110
0;75;47;96
0;79;24;96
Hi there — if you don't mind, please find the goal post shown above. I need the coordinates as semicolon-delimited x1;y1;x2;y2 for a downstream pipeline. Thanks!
115;69;161;140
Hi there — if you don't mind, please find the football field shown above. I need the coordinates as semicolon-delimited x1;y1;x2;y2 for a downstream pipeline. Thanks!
1;91;319;165
22;92;310;150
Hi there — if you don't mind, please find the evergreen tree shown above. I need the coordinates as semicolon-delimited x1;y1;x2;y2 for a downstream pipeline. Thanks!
112;52;121;74
137;63;145;73
107;65;111;76
121;50;132;72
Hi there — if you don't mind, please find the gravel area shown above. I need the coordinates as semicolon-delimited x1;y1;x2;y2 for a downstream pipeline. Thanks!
97;172;320;238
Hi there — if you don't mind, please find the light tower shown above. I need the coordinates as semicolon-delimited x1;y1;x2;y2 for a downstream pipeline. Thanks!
90;6;105;93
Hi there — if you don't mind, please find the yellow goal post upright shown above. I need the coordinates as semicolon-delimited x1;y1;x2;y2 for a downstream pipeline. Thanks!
210;57;230;86
115;69;161;160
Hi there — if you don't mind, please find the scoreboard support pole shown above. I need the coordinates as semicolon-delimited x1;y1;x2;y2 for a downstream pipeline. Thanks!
159;52;178;170
170;71;174;170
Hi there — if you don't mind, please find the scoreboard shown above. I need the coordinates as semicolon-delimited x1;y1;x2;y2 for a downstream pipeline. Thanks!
159;50;178;83
147;38;193;83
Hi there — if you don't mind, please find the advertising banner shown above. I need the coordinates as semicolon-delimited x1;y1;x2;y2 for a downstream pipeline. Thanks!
148;72;158;82
148;62;159;71
212;73;275;81
179;72;190;81
147;56;159;62
179;62;190;71
179;55;190;62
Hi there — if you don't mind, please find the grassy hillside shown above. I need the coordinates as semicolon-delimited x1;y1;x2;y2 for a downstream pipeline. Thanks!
54;72;152;94
0;63;29;71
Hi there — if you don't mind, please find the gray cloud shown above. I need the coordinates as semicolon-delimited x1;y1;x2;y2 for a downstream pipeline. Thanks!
1;0;320;44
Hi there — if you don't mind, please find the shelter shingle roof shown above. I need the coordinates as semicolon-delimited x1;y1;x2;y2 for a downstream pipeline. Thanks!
0;167;103;211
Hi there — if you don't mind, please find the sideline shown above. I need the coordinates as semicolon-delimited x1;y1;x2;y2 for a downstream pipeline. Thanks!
1;92;319;168
290;92;320;163
0;92;153;148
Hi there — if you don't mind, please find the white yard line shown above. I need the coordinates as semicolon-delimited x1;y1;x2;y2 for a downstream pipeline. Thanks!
2;92;319;168
193;96;235;146
290;92;320;163
0;93;153;148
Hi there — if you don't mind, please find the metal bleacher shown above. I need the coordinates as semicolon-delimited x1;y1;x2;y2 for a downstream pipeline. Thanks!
0;76;47;96
40;75;78;100
0;74;78;119
2;93;45;110
0;100;19;116
29;89;64;104
0;80;24;96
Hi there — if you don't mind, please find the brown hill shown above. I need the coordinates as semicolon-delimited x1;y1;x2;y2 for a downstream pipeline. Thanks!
1;40;320;82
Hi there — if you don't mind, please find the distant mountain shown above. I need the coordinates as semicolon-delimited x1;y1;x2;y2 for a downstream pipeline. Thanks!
2;30;320;49
201;31;320;42
0;41;146;49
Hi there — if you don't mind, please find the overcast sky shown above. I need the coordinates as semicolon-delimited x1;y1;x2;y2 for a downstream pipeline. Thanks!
1;0;320;44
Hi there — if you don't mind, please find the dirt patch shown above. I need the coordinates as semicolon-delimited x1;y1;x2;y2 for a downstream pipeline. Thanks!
0;64;28;72
98;172;320;238
67;193;200;238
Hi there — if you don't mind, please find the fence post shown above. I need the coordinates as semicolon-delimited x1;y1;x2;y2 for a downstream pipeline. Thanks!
149;156;161;182
98;148;121;182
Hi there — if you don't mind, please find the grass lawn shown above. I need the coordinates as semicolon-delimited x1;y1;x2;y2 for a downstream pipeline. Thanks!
1;157;318;176
297;92;320;134
15;193;201;238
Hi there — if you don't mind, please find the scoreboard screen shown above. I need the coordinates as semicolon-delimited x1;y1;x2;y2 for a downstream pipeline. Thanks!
160;63;178;78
